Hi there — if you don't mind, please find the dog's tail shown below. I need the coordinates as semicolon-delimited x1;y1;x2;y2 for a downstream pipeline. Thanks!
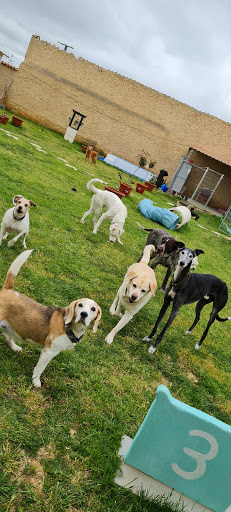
140;244;156;265
136;222;153;232
87;178;106;194
2;250;33;290
216;314;231;322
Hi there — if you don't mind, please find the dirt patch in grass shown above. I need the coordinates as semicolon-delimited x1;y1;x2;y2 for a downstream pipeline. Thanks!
16;444;56;494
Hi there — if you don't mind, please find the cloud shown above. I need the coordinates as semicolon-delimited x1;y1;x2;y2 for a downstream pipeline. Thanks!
1;0;231;122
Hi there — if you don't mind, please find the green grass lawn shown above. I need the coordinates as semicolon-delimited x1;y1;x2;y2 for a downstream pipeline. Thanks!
0;108;230;512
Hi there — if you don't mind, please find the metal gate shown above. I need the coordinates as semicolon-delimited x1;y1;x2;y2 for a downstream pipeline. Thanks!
170;158;224;208
190;167;224;207
218;204;231;235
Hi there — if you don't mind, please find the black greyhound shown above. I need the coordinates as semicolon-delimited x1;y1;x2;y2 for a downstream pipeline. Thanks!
143;247;230;354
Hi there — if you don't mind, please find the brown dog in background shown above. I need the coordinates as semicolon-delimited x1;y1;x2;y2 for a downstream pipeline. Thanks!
85;146;98;165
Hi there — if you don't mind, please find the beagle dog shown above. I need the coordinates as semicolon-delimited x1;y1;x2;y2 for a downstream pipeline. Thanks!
0;251;102;387
105;244;157;344
0;195;37;248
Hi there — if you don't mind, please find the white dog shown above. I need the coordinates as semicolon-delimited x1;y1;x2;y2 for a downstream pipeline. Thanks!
0;250;102;387
105;245;157;344
0;195;37;248
80;179;127;244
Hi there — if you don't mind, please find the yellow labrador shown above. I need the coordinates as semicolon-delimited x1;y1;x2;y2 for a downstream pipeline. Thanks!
105;245;157;344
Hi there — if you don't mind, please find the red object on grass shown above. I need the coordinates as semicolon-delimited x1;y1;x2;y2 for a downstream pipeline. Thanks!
136;182;148;194
104;185;125;199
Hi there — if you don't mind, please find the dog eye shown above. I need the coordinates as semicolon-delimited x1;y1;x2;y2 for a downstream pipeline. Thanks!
25;204;28;207
91;306;96;312
78;303;83;307
181;251;184;254
141;289;146;293
189;254;193;258
133;284;137;288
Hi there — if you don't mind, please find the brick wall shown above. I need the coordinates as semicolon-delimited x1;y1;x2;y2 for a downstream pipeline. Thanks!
0;62;17;100
5;36;231;209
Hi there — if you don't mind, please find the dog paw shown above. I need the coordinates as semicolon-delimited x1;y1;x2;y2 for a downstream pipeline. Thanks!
109;308;122;319
33;378;42;388
195;343;201;350
148;345;156;354
92;230;97;235
105;334;114;345
7;240;14;247
80;219;84;224
143;336;151;343
14;345;22;353
185;330;192;335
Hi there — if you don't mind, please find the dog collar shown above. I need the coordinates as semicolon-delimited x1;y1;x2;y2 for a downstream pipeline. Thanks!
13;213;26;221
171;274;190;290
65;325;84;344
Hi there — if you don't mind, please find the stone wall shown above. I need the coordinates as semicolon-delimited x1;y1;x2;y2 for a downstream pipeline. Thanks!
0;62;17;101
5;35;231;209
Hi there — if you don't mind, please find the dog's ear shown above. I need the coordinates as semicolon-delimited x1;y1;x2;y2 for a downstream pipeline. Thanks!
92;304;102;333
149;278;157;296
65;300;78;324
110;224;117;232
194;249;204;256
29;200;38;207
125;270;139;281
13;195;23;205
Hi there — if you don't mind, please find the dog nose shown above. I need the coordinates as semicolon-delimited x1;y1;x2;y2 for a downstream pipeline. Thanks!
180;261;184;267
131;294;137;301
80;311;88;318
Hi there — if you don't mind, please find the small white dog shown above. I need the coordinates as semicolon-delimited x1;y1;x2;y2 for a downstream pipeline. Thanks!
0;250;102;387
80;179;127;244
0;195;37;248
105;245;157;344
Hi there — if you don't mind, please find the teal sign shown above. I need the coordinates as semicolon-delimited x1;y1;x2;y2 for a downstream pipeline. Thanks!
125;385;231;512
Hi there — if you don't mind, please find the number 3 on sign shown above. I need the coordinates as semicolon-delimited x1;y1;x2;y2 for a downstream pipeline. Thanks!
172;429;218;480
